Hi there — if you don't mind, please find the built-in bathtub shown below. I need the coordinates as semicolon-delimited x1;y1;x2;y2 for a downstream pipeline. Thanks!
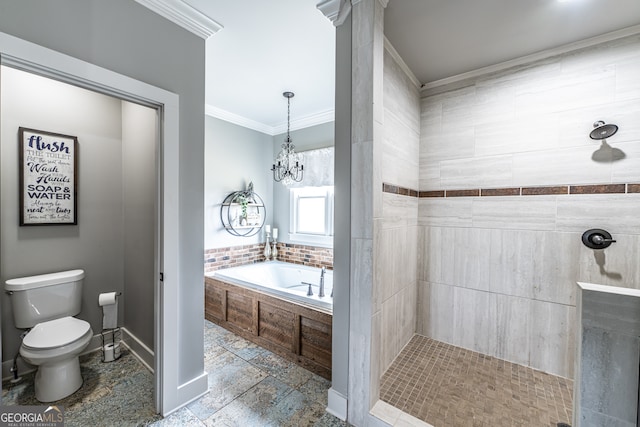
211;261;333;312
204;261;333;378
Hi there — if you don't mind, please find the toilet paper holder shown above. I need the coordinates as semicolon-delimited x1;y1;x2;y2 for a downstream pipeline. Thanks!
100;327;122;363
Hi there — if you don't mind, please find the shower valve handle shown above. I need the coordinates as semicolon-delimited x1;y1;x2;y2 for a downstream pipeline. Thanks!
591;234;615;245
582;228;616;249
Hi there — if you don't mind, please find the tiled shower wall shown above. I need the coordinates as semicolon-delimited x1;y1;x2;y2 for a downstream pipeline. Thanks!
418;34;640;379
374;45;420;377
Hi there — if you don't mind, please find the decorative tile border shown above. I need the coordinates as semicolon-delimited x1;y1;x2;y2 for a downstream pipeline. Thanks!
205;242;333;273
446;189;480;197
382;182;640;198
382;183;418;197
419;190;444;198
521;186;568;196
569;184;626;194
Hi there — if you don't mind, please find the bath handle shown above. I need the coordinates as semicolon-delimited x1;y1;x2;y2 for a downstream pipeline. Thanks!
302;282;314;296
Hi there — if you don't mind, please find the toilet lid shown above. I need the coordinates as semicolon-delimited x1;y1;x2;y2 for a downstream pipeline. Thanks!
23;317;91;350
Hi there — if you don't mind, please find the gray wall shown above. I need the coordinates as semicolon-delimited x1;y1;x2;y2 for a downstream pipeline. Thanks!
1;66;126;359
0;0;206;386
204;117;335;251
1;69;157;361
204;116;273;249
122;101;157;349
272;121;334;245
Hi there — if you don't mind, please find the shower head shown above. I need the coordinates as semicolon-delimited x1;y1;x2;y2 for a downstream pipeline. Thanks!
589;120;618;140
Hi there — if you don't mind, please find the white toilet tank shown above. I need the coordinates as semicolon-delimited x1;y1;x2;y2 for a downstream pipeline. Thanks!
5;270;85;328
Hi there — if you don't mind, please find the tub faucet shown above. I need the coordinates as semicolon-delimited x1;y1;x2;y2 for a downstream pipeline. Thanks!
319;266;326;298
303;282;314;296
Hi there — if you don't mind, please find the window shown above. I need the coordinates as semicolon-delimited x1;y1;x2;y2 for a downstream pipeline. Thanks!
290;186;333;246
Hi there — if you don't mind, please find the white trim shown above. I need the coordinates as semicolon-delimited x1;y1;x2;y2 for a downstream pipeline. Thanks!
326;387;348;421
383;37;420;89
272;109;335;135
577;281;640;298
205;104;334;136
122;327;155;372
370;400;433;427
164;372;209;417
317;0;351;26
205;104;274;135
317;0;342;23
134;0;223;39
0;30;203;416
422;24;640;91
289;186;334;247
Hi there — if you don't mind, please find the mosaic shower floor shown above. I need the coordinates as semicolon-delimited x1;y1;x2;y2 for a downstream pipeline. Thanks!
380;335;574;427
2;321;345;427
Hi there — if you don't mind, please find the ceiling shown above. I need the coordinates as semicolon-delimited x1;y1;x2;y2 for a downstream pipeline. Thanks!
182;0;335;134
384;0;640;85
177;0;640;134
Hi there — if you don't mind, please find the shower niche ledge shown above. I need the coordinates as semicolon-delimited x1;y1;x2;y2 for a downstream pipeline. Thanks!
574;282;640;427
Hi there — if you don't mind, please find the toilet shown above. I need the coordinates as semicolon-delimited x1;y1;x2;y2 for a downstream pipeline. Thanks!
5;269;93;402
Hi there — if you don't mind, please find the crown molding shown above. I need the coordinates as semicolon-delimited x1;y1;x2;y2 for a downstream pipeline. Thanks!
135;0;223;39
317;0;351;26
384;37;420;89
206;105;335;136
272;109;335;135
205;104;274;135
421;23;640;91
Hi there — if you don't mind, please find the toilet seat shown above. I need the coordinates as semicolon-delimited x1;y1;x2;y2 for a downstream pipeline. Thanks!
23;317;91;350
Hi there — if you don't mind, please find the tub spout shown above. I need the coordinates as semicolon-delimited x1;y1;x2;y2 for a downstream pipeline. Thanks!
319;266;326;298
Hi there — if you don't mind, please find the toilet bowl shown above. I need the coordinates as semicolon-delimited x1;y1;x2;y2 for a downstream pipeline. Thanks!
5;269;93;402
20;317;93;402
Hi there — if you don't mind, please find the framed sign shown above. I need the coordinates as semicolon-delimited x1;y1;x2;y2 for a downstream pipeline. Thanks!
19;127;78;225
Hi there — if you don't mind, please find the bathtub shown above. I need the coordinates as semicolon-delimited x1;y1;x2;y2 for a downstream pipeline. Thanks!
210;261;333;312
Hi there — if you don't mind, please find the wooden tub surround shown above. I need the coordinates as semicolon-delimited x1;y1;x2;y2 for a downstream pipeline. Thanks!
205;276;332;379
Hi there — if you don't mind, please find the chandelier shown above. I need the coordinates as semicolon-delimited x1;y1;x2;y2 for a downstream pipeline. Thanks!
271;91;304;185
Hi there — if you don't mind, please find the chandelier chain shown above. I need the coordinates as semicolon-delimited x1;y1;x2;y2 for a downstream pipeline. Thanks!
287;95;291;140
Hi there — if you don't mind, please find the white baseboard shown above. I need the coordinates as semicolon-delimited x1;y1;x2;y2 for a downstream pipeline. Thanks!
326;387;348;421
120;327;155;372
2;327;154;381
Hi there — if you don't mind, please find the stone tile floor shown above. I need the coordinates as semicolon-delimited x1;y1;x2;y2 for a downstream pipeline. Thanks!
380;335;574;427
3;349;160;426
3;320;346;427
